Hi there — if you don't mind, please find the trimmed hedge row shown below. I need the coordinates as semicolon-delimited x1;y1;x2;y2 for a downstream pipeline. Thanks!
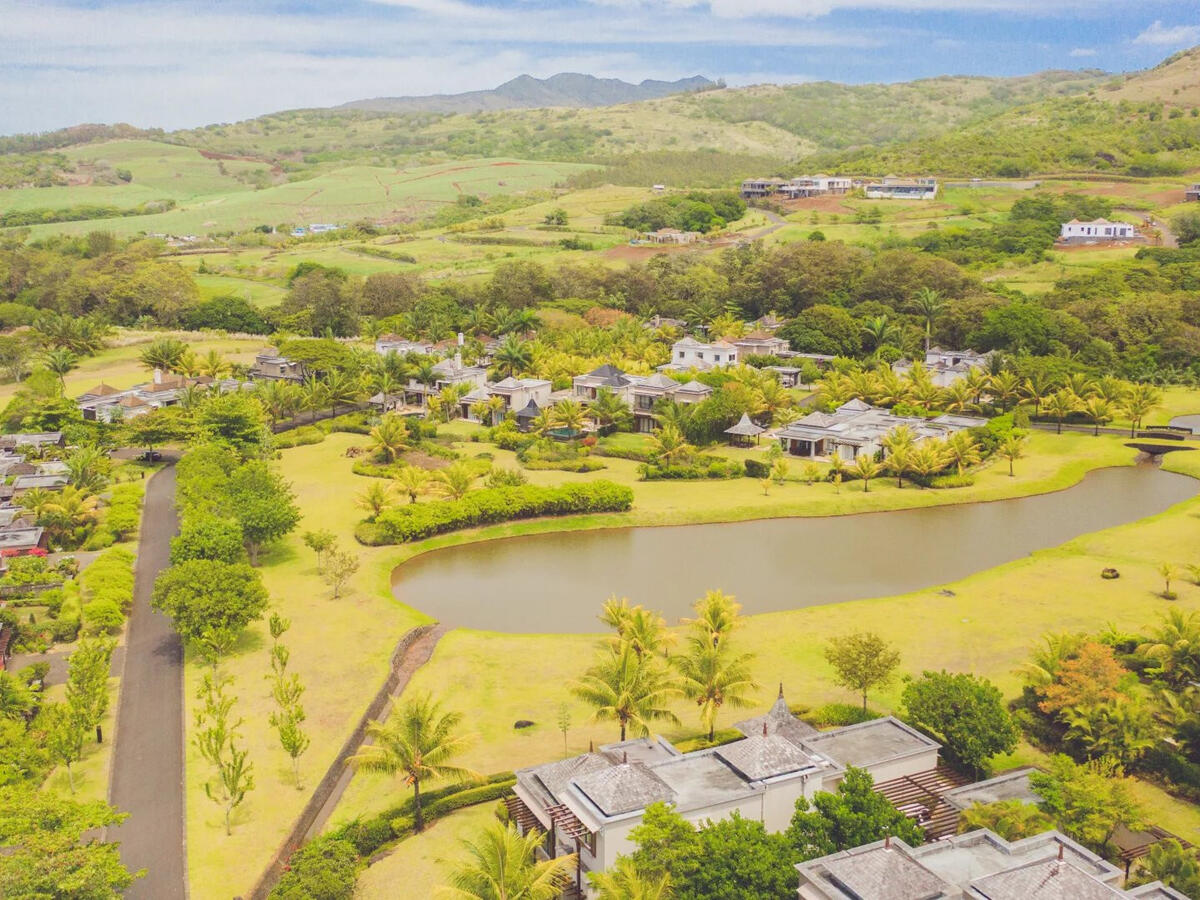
79;546;135;635
104;482;144;539
361;481;633;545
638;458;744;480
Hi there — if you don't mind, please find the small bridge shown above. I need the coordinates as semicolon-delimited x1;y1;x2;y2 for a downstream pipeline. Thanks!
1126;442;1196;457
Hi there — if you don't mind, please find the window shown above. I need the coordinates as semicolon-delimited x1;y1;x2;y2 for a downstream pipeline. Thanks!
678;351;684;360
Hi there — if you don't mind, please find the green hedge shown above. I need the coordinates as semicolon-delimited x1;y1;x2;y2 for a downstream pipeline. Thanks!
363;481;633;544
521;457;607;473
389;780;518;838
79;547;135;612
273;426;326;449
638;458;744;480
743;458;770;478
104;482;144;539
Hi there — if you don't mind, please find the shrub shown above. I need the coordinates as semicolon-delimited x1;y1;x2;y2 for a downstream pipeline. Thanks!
104;484;143;539
928;473;976;489
340;817;394;857
49;615;80;642
273;426;326;449
366;481;633;544
522;457;606;473
82;527;117;551
271;836;360;900
805;703;882;728
351;459;409;480
423;779;516;819
672;729;745;753
744;458;770;479
638;458;744;480
82;599;123;635
79;547;135;613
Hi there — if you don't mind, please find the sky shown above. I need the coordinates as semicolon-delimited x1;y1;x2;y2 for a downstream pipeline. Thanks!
2;0;1199;135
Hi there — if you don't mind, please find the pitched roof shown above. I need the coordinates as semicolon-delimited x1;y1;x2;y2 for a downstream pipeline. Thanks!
492;376;521;389
715;734;816;781
734;688;819;745
82;383;122;397
821;846;952;900
515;399;541;419
586;363;627;380
675;380;712;395
725;413;766;436
572;762;675;817
969;859;1125;900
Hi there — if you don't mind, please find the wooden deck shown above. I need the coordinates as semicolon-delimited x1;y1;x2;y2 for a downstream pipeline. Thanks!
874;765;973;841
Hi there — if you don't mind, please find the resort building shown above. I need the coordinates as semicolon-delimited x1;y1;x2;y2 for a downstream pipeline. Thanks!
740;177;788;199
864;177;939;200
658;337;739;373
374;336;433;356
573;364;637;403
0;432;64;451
509;690;940;896
628;374;710;433
402;355;488;408
893;347;994;388
76;373;245;423
1186;183;1200;202
776;399;986;460
777;175;854;198
733;331;790;358
1060;218;1138;243
249;350;307;383
795;829;1189;900
487;376;553;412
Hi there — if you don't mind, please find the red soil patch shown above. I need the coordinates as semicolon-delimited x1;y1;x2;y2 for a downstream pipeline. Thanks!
777;196;857;215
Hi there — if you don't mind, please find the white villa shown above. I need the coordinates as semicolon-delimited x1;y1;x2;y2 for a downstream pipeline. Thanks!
776;399;986;460
399;354;488;409
659;337;739;373
76;371;246;423
893;347;994;388
1060;218;1138;243
510;690;941;896
865;177;938;200
733;331;790;358
777;175;853;199
570;364;713;433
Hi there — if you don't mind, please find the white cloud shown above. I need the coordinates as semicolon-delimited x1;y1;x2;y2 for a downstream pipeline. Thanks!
1068;47;1097;57
1133;20;1200;46
584;0;1167;17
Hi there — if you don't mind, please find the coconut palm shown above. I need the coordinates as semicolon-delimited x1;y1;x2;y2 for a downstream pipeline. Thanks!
652;399;691;433
494;336;533;378
649;424;692;466
65;445;111;493
356;481;395;519
324;370;361;417
860;315;900;352
589;388;632;431
1095;376;1129;405
1020;372;1058;419
684;590;742;645
1064;373;1097;400
301;377;329;424
589;857;672;900
963;367;990;406
1015;631;1086;688
674;635;759;741
851;452;881;492
1120;383;1162;437
943;431;981;476
1139;609;1200;687
551;399;586;434
909;287;946;354
485;395;507;427
411;360;438;409
395;466;430;504
369;414;410;462
885;444;912;488
846;368;881;405
469;400;490;425
347;693;479;833
18;487;57;522
42;485;99;541
756;380;794;425
998;432;1027;477
618;607;675;661
433;462;477;500
874;367;911;409
42;348;78;389
530;408;555;438
199;349;230;379
1080;396;1113;436
941;381;976;414
1159;562;1180;600
256;380;301;425
1044;389;1079;434
907;442;948;484
139;337;188;374
987;371;1021;411
436;820;575;900
571;646;680;742
176;349;201;378
600;595;636;633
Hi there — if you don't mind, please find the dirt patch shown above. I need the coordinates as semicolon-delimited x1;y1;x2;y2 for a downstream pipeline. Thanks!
604;243;700;262
401;450;451;470
777;196;858;215
1054;239;1145;252
197;148;269;164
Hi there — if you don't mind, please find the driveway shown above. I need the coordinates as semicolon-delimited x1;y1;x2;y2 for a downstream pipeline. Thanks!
108;463;186;899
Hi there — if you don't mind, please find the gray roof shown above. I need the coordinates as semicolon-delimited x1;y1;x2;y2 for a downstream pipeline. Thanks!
572;762;675;817
515;399;541;419
519;752;614;809
675;380;712;395
822;846;953;900
734;691;819;745
802;717;939;768
716;734;817;781
12;474;68;490
1126;885;1194;900
725;413;766;436
942;768;1040;812
968;859;1125;900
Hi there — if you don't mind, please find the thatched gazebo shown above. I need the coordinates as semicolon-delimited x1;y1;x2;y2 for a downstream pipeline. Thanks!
725;412;766;447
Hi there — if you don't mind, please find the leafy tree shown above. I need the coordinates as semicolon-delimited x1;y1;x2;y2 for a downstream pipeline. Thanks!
589;388;633;431
958;800;1054;841
1129;839;1200;897
271;702;311;789
301;529;336;572
824;632;901;711
436;820;575;900
226;461;301;564
196;391;268;452
787;766;923;860
347;693;479;833
122;405;191;452
902;670;1018;776
151;559;269;647
0;785;141;897
170;515;244;564
1030;755;1143;855
323;547;360;599
1038;641;1126;714
0;670;36;721
1062;697;1160;765
65;637;114;744
42;702;85;792
193;673;255;835
572;646;680;741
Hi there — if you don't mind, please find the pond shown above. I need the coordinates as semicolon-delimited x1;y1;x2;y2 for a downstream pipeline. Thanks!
390;466;1196;634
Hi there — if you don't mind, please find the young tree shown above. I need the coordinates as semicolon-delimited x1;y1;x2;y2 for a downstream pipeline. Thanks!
208;738;254;836
433;462;477;501
556;702;571;758
824;632;901;712
1030;755;1143;855
151;559;269;649
396;466;430;504
787;766;923;860
323;548;360;599
1129;839;1200;897
997;432;1026;476
436;820;575;900
851;452;881;492
356;481;394;520
1038;642;1125;714
588;856;671;900
1159;561;1180;600
271;702;311;789
269;612;291;643
1044;389;1078;434
65;637;114;743
347;693;479;833
42;702;85;792
368;414;409;462
301;529;336;571
226;461;301;564
193;674;254;835
902;670;1019;776
572;646;680;742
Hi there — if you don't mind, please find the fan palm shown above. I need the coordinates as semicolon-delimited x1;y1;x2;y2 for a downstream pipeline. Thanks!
908;287;946;354
571;646;680;741
494;336;533;378
674;635;759;741
433;462;477;500
395;465;430;504
369;414;410;462
347;693;479;832
436;820;575;900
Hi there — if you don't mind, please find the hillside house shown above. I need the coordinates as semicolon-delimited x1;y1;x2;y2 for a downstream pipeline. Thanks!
740;178;787;199
733;331;790;358
776;399;986;460
374;337;433;356
865;177;938;199
1060;218;1138;242
658;337;739;373
777;175;853;198
509;690;939;896
643;315;688;331
644;228;700;245
893;347;994;388
249;351;307;383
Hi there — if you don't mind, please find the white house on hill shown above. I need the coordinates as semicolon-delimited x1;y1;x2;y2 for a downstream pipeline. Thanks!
1060;218;1137;242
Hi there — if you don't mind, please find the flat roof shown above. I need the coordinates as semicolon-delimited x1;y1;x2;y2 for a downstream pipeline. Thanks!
651;753;754;810
802;717;938;768
942;768;1039;811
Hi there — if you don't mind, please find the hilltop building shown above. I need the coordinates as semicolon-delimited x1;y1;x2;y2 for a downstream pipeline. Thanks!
1059;218;1138;243
864;177;938;199
658;337;739;372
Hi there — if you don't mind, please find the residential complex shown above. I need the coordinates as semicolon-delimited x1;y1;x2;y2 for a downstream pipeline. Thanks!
76;370;246;422
777;398;986;460
864;177;939;200
893;347;994;388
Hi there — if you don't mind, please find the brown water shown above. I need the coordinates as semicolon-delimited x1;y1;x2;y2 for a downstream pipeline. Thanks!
390;466;1196;634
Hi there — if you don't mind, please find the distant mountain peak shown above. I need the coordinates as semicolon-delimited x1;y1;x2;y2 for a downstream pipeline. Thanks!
336;73;717;115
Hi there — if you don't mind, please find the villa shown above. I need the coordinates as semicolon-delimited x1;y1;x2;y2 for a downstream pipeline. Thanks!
733;331;790;358
893;347;994;388
658;337;739;373
573;364;636;403
777;175;854;199
401;354;488;408
374;336;433;356
776;399;986;460
487;376;553;413
865;177;938;200
76;371;245;423
249;350;307;383
629;374;711;433
509;690;941;896
1060;218;1139;243
643;228;700;245
795;829;1189;900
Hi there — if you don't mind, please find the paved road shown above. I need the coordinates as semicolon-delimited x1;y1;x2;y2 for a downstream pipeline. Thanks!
108;463;186;900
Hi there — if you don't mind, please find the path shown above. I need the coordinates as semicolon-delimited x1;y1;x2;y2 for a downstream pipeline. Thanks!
108;463;186;900
747;207;789;240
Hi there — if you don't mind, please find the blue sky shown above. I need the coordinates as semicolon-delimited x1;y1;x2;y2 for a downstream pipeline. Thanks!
2;0;1198;135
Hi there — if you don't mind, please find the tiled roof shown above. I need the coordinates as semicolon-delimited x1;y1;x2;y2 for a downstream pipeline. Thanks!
572;762;675;817
716;734;816;781
969;859;1125;900
821;847;952;900
734;691;819;745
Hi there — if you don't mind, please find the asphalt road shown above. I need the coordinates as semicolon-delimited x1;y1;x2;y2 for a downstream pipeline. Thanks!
108;463;186;899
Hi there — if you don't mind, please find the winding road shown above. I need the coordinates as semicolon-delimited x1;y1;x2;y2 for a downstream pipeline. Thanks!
108;463;186;899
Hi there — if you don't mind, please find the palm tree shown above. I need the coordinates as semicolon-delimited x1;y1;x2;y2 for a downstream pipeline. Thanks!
846;369;881;405
943;431;981;476
963;367;990;407
674;635;759;741
618;607;674;661
860;315;900;352
874;367;911;409
998;432;1027;476
958;800;1054;841
987;371;1021;411
1080;396;1113;436
65;445;110;493
256;380;300;425
1044;389;1079;434
199;349;229;378
434;462;477;500
851;452;881;492
1095;376;1128;405
1015;631;1086;688
301;377;329;424
1064;372;1097;401
42;485;99;541
551;399;586;434
940;381;976;415
494;336;533;378
412;360;438;409
485;395;508;427
18;487;57;522
909;287;946;354
599;595;636;633
139;337;188;374
589;857;671;900
369;414;410;462
1139;609;1200;687
42;348;78;389
1120;383;1162;437
589;388;632;432
436;820;575;900
396;466;430;504
1020;372;1058;419
649;424;692;466
684;590;742;645
176;349;201;378
323;371;361;417
885;444;912;488
357;481;395;519
571;646;680;742
469;400;491;425
347;693;479;833
907;442;948;484
1159;562;1180;600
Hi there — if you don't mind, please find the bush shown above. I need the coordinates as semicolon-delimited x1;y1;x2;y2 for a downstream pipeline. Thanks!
365;481;633;544
351;459;409;480
639;458;744;480
273;426;326;449
171;515;244;564
744;458;770;478
423;779;516;820
340;817;394;857
104;484;144;539
49;615;80;642
928;473;976;489
82;527;117;551
804;703;882;728
82;599;123;635
522;457;606;473
271;837;361;900
79;547;135;613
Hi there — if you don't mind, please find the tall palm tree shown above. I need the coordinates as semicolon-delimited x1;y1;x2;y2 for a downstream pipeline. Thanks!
412;360;438;409
1020;372;1058;419
674;635;759;741
1095;376;1129;405
396;465;430;504
433;462;477;500
551;399;586;434
588;857;671;900
323;371;361;417
42;348;78;389
963;367;990;406
1044;389;1079;434
885;444;913;488
200;349;230;379
1080;396;1113;436
987;371;1021;411
998;432;1027;476
301;377;329;424
494;336;533;378
684;590;742;645
1120;383;1162;437
485;395;508;427
369;414;410;462
347;693;479;833
618;607;674;661
176;349;201;378
571;646;680;742
436;820;575;900
943;431;981;476
941;381;976;414
649;424;692;466
851;452;881;492
909;287;946;354
138;337;188;374
860;315;900;352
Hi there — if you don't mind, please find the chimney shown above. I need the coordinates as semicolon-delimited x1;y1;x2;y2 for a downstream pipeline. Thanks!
1057;843;1064;862
884;835;892;850
762;722;768;737
778;682;784;700
457;332;465;347
588;740;594;753
622;751;628;764
153;367;163;385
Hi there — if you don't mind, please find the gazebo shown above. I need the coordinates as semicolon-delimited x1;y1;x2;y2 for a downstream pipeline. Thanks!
725;413;766;447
